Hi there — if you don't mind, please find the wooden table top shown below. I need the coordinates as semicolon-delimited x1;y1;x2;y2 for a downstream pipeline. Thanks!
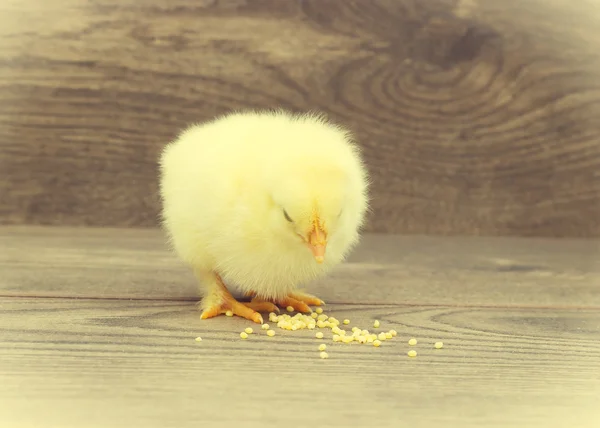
1;226;599;428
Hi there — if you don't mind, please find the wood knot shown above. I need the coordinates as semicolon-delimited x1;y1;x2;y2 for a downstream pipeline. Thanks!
409;14;501;69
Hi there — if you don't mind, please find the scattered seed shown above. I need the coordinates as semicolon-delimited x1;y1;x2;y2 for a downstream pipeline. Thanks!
320;351;329;359
373;320;380;328
434;341;444;349
408;350;417;357
240;332;248;339
378;332;387;341
266;330;275;337
389;329;397;337
385;332;393;339
343;319;350;325
225;311;233;317
318;344;327;351
286;306;294;312
373;340;381;347
194;337;202;342
244;327;253;334
315;307;323;314
408;338;417;346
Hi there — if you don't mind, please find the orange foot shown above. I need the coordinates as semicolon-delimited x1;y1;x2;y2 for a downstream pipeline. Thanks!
200;275;279;324
249;291;325;314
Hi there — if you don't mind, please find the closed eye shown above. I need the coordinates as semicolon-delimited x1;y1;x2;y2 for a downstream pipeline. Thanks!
283;209;293;222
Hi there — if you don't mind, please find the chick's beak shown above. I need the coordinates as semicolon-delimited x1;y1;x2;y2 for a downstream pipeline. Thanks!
308;224;327;264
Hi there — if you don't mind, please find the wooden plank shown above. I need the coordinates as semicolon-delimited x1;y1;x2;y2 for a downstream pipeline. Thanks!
1;0;599;237
1;226;599;307
1;297;599;428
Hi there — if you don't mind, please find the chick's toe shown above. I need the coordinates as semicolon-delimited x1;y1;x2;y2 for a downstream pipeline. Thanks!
244;300;280;314
288;291;325;307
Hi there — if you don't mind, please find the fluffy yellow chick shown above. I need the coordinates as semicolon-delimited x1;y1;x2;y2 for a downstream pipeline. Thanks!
158;109;369;324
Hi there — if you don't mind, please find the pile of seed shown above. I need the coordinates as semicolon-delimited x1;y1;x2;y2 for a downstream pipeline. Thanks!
195;307;445;360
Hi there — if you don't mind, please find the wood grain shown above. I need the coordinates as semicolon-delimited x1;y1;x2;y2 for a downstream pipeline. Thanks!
1;0;599;237
1;226;599;306
1;297;599;428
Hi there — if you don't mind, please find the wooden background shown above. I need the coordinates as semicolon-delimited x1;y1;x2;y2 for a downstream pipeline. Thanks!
1;0;599;237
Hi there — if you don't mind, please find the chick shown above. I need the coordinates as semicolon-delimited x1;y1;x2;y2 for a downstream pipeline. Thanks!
159;109;369;324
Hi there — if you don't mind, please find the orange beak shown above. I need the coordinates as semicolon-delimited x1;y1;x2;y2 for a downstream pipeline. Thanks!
308;220;327;264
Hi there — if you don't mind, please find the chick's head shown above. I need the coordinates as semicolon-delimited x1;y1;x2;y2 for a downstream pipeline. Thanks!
259;116;369;266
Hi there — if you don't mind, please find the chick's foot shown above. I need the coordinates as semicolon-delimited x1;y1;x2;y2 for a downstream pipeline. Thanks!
200;297;264;324
250;291;324;313
199;273;264;324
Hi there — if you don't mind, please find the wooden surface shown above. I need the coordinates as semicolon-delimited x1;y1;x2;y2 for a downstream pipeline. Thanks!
1;0;600;237
1;226;600;428
1;226;599;306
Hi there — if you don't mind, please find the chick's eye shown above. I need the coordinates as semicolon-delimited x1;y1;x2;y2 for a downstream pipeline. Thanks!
283;209;293;222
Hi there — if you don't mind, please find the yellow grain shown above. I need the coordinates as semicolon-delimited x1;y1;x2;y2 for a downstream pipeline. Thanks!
389;329;397;337
240;332;248;339
194;337;202;342
225;310;233;317
373;320;380;328
343;319;350;325
408;338;417;346
286;306;294;312
244;327;253;334
408;350;417;357
320;351;329;359
434;341;444;349
315;307;323;314
373;340;381;347
315;332;324;339
318;344;327;351
266;330;275;337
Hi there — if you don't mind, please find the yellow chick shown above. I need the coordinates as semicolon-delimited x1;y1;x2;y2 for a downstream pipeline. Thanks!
158;109;369;324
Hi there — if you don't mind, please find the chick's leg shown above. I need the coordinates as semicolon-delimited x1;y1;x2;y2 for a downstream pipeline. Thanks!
196;270;264;324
